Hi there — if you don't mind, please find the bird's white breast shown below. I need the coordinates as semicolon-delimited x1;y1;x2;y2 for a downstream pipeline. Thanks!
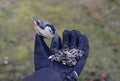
37;26;53;38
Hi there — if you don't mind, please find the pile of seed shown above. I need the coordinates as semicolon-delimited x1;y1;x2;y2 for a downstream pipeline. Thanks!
49;48;83;66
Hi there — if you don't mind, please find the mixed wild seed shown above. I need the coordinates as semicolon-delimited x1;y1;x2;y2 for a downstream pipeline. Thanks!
49;48;83;66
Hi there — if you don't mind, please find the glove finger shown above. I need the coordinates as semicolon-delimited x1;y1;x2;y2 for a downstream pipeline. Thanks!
73;35;89;75
34;34;49;55
75;30;82;48
62;30;71;49
82;35;89;58
50;35;61;54
73;36;86;75
78;34;84;50
69;30;78;49
34;34;50;71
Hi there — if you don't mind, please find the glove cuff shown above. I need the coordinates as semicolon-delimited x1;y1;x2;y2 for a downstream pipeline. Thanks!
65;71;78;81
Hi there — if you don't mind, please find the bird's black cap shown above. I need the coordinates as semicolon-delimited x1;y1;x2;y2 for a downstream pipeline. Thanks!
32;18;50;29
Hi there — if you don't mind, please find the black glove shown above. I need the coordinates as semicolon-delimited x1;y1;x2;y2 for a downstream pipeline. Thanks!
33;30;89;81
50;30;89;81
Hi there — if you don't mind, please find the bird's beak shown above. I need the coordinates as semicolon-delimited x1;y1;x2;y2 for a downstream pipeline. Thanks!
31;17;38;25
31;17;42;26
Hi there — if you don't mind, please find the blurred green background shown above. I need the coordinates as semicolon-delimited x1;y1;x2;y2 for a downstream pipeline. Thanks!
0;0;120;81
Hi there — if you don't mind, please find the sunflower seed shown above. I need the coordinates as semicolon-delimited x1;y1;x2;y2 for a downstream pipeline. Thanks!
49;48;84;66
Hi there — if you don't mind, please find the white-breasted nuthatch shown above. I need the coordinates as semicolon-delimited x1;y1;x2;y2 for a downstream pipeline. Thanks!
32;18;56;38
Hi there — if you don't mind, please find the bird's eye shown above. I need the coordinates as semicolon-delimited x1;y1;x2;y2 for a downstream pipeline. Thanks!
49;29;53;33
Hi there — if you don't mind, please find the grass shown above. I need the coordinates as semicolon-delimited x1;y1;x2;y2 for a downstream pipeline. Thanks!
0;0;120;81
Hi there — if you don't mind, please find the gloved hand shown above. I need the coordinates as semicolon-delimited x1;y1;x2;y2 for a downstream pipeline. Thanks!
34;30;89;81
